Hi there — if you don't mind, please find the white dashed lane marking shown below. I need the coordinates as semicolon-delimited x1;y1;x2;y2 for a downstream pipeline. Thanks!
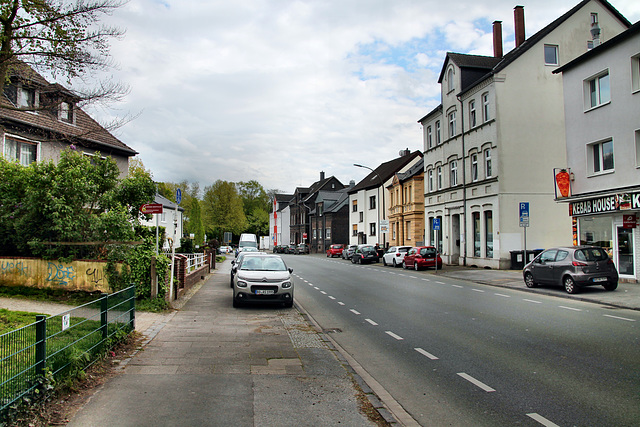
526;413;560;427
350;309;361;315
414;347;439;360
603;314;635;322
385;331;404;340
559;306;581;312
365;319;378;326
457;373;496;392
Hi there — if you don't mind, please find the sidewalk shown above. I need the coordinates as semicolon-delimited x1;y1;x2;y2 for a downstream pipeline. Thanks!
66;260;390;427
433;264;640;311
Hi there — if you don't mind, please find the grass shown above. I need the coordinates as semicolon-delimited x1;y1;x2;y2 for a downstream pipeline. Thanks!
0;308;46;335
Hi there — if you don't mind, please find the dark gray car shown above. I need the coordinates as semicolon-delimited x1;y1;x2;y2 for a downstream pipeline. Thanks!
523;246;618;294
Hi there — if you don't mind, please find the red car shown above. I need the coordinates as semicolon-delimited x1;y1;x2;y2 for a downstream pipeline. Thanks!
326;244;344;257
403;246;442;271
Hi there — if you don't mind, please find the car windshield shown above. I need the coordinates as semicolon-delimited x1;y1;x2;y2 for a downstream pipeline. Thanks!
240;257;287;271
575;248;609;262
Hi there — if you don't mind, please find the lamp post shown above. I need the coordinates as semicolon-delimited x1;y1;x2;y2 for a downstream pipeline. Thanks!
354;163;386;247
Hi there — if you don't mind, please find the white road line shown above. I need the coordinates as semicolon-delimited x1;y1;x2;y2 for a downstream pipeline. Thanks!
320;291;327;295
523;299;542;304
472;289;485;293
494;293;511;298
436;281;445;284
308;283;313;286
456;373;496;392
603;314;636;322
422;278;430;282
559;305;582;312
338;302;345;306
526;413;560;427
365;319;378;326
313;286;319;290
385;331;404;340
328;296;336;300
303;279;308;283
350;309;361;315
414;347;439;360
452;284;463;288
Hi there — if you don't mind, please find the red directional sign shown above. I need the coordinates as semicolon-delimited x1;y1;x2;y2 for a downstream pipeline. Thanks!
140;203;163;214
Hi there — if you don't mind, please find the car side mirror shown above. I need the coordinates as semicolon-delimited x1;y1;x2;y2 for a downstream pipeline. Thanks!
288;268;293;273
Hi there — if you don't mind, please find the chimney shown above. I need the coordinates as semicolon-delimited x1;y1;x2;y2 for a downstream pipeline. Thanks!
514;6;525;47
320;171;325;181
493;21;503;58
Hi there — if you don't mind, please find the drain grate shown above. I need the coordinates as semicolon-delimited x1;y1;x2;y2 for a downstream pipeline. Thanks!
323;328;342;334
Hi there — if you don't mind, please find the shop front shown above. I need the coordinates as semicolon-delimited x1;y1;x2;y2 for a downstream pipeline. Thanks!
570;192;639;282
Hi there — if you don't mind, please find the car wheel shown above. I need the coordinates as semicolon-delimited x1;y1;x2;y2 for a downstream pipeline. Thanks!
603;282;618;291
414;262;419;271
233;298;241;308
524;272;537;288
351;256;356;264
383;258;387;266
563;276;579;294
392;259;397;268
284;300;294;308
402;261;407;269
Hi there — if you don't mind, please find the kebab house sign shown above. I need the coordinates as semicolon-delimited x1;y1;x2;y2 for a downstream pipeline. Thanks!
570;193;640;218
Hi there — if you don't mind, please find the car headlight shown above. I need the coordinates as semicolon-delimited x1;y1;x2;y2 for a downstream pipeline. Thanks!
236;280;248;288
282;281;292;289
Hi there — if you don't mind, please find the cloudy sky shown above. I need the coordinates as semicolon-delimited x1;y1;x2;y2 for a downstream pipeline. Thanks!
87;0;640;196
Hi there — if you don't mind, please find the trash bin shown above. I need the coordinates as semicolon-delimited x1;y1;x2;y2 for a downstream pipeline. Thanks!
529;249;544;262
510;250;525;270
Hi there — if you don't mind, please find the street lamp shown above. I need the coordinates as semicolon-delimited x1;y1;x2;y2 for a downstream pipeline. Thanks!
354;163;386;247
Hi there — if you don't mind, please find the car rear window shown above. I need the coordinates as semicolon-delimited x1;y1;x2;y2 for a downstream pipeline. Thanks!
398;248;410;253
420;247;436;256
575;248;609;262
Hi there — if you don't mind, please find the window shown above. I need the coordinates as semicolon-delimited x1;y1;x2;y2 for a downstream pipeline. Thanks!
427;126;433;149
326;228;331;239
586;72;610;108
352;224;358;236
469;100;476;128
352;200;357;212
60;102;72;123
485;211;493;258
448;111;456;138
4;137;37;166
450;160;458;186
161;212;166;223
482;93;490;122
471;154;478;182
636;130;640;167
631;54;640;93
370;222;376;236
473;212;481;257
313;229;317;239
428;169;434;192
447;68;454;92
435;121;441;145
484;148;492;178
406;221;411;240
359;212;364;223
589;139;614;174
437;166;443;190
17;86;36;108
544;45;558;65
369;195;376;210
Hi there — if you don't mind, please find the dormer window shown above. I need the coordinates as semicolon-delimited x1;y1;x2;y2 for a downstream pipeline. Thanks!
17;86;37;109
60;101;73;123
447;68;455;92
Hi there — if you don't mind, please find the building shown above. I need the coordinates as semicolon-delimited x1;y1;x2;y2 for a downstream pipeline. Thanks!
388;157;425;247
418;1;631;268
553;21;640;282
139;194;185;250
269;193;293;250
1;61;136;176
349;150;422;247
309;186;351;254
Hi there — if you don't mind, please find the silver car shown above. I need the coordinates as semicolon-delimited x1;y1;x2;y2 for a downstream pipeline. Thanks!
232;254;294;308
382;246;412;268
523;246;618;294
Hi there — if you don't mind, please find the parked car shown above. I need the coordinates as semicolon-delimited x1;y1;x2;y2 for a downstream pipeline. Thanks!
523;246;618;294
285;244;297;254
351;244;379;264
232;254;294;308
218;245;232;254
295;243;310;254
273;245;286;253
382;246;412;267
326;244;344;257
341;245;358;260
230;251;266;287
235;246;259;257
403;246;442;270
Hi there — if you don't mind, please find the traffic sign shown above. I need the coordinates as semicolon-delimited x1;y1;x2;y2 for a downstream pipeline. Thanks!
519;202;529;228
433;218;441;231
176;188;182;205
140;203;163;214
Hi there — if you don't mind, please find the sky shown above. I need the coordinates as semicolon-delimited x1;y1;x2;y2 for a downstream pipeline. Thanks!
84;0;640;196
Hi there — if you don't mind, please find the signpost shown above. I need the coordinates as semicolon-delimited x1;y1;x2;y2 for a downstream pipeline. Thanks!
170;189;182;302
433;218;441;273
519;202;530;263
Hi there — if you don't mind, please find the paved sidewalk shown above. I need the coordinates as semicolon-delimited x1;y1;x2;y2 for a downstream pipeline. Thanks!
67;260;387;427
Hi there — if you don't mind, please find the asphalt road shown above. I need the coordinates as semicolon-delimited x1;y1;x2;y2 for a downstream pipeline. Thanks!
282;254;640;427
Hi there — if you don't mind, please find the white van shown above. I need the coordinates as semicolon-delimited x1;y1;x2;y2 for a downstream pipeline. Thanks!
236;233;258;256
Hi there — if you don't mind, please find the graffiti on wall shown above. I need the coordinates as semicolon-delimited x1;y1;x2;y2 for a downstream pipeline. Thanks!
1;261;29;276
86;267;105;285
47;263;76;286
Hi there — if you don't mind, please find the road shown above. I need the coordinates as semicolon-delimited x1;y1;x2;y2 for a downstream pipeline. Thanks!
282;254;640;427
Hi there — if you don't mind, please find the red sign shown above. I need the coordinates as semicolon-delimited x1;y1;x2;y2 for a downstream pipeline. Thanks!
623;214;636;229
140;203;163;214
303;233;307;239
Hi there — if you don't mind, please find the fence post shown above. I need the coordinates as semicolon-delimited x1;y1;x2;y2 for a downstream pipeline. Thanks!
129;285;136;331
35;315;46;377
101;293;108;340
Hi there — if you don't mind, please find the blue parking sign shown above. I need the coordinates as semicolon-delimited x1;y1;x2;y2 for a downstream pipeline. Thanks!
433;218;441;231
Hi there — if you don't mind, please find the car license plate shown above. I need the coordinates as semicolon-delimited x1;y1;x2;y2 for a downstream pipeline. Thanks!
255;289;275;295
592;277;607;283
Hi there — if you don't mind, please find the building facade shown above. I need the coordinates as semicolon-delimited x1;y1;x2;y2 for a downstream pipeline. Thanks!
388;158;425;247
419;1;631;268
309;188;350;254
554;21;640;282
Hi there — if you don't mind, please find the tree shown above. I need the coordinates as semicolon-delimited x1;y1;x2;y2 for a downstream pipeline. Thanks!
157;180;203;244
202;180;246;240
237;180;270;236
0;0;127;110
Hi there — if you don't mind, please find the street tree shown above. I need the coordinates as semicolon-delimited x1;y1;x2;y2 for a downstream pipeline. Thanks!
202;180;246;240
0;0;127;110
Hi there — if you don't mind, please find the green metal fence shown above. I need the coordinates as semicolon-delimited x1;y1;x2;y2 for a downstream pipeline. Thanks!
0;286;135;414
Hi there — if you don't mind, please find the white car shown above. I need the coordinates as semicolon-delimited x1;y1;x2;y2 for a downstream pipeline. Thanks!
232;254;294;308
382;246;412;268
218;246;232;254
